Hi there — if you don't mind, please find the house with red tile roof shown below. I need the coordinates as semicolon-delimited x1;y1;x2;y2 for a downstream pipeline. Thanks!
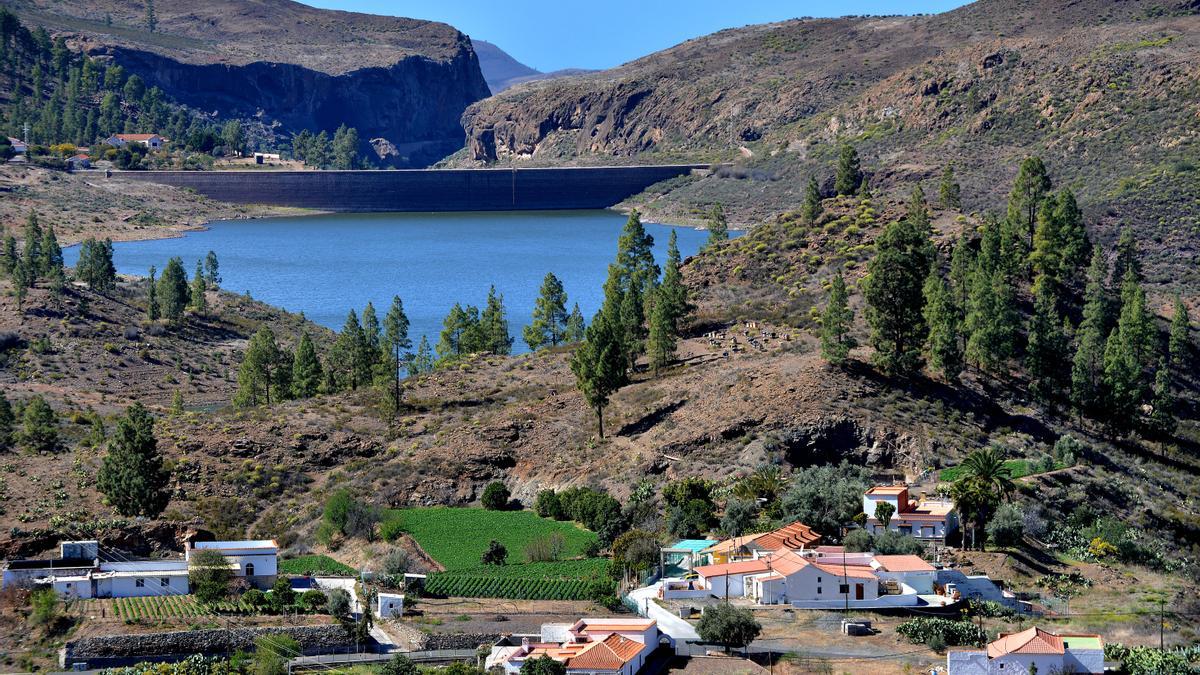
863;485;958;543
947;626;1104;674
700;520;821;565
494;617;664;675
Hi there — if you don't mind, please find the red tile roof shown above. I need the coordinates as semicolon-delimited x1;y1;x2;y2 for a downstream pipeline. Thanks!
753;521;821;551
811;562;877;580
873;555;935;572
694;559;771;578
987;627;1064;658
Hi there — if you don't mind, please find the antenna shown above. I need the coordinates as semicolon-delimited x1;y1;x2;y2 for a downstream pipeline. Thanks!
23;122;30;145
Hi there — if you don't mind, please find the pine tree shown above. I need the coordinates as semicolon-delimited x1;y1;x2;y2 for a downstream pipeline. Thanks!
1027;274;1068;404
361;302;381;359
481;286;513;355
144;0;157;32
646;289;676;377
157;257;189;324
291;331;323;399
1029;197;1062;282
146;266;160;321
380;295;411;412
939;164;962;210
334;309;370;389
618;281;645;371
97;403;170;517
22;210;43;279
235;326;285;406
1053;189;1089;281
964;263;1019;373
1005;156;1051;253
204;250;221;287
1168;293;1191;370
170;391;184;416
11;259;29;311
1102;272;1153;430
863;189;933;376
524;272;568;351
820;271;855;366
19;395;58;452
570;310;628;438
564;303;586;343
1;235;17;277
1071;246;1111;413
409;335;434;376
948;227;975;312
40;225;62;281
1147;358;1176;444
0;392;14;450
1112;226;1142;286
801;175;823;225
706;204;729;248
834;143;862;196
77;238;116;291
924;267;964;381
190;259;207;316
659;230;689;332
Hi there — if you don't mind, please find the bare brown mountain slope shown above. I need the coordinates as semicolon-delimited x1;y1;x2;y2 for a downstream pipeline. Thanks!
454;0;1200;290
7;0;491;166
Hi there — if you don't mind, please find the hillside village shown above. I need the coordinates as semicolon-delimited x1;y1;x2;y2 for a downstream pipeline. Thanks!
1;0;1199;674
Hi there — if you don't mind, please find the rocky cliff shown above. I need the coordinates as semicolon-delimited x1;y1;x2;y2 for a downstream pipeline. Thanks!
456;0;1200;291
9;0;491;166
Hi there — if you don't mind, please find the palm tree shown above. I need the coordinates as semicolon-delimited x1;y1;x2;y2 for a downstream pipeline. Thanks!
952;446;1014;549
732;465;788;514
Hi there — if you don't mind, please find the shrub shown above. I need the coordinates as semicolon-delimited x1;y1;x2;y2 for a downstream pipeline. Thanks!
873;530;925;555
243;589;268;609
252;634;299;675
382;548;410;575
327;588;351;619
301;589;327;613
481;482;510;510
525;532;566;563
896;618;986;647
271;578;296;607
696;603;762;651
29;588;58;626
381;655;419;675
482;540;508;566
843;529;873;552
520;656;566;675
190;549;232;604
986;503;1025;548
534;490;562;519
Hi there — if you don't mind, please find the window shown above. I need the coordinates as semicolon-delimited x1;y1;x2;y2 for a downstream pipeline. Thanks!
839;584;849;594
245;563;255;577
135;578;145;588
816;587;822;594
161;577;170;587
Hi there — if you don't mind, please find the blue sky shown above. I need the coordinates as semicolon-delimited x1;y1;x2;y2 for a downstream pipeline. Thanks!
302;1;970;72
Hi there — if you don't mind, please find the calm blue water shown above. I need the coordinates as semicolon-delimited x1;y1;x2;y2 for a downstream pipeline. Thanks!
64;211;718;354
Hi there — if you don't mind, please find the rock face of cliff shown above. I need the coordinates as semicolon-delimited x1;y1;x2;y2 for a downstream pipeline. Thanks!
10;0;490;166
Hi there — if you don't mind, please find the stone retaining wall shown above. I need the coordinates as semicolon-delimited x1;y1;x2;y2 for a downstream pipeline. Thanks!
421;632;501;650
66;624;353;660
106;166;707;212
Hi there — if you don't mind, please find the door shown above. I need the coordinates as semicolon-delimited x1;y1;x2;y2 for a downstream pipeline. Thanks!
855;584;864;600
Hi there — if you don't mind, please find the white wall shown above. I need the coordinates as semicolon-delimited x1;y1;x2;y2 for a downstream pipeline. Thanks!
377;593;404;619
877;570;935;594
110;575;189;598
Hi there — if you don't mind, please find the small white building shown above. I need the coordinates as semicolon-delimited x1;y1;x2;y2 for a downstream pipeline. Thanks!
7;136;28;154
377;592;404;619
187;540;278;590
947;627;1104;674
105;133;166;150
864;486;958;543
869;555;936;594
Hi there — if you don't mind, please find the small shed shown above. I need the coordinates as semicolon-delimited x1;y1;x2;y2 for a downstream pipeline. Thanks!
377;592;404;619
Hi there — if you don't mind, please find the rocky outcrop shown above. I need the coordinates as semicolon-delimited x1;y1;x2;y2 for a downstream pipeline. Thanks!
88;45;488;167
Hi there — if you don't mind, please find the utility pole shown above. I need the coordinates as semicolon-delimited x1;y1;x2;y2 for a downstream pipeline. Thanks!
1160;598;1165;651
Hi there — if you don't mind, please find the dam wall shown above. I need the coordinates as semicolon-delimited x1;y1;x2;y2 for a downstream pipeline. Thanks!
109;165;708;211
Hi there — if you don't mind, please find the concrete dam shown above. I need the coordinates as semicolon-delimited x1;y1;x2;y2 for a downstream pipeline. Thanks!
112;165;710;211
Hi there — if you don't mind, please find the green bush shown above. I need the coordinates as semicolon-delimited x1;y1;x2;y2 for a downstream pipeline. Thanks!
896;618;986;647
481;482;511;510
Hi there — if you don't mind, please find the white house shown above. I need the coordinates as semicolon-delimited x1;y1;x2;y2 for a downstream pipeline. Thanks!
105;133;166;150
6;137;27;154
947;627;1104;674
869;554;936;594
864;485;958;543
187;540;278;589
3;539;279;599
497;618;663;675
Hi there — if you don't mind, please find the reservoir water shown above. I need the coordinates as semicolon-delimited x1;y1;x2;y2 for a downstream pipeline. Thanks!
64;211;717;354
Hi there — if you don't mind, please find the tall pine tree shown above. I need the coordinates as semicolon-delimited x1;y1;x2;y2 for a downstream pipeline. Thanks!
96;403;170;517
863;188;933;376
524;272;568;351
924;266;964;381
834;143;862;196
570;310;628;438
1168;293;1191;370
1071;245;1111;413
802;175;823;225
381;295;411;411
481;286;513;355
820;271;855;366
706;204;729;247
1027;274;1068;404
291;331;323;399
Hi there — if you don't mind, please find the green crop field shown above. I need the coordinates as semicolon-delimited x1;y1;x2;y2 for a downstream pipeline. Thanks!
112;595;206;620
425;559;615;601
939;458;1070;482
381;507;597;570
279;554;355;576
